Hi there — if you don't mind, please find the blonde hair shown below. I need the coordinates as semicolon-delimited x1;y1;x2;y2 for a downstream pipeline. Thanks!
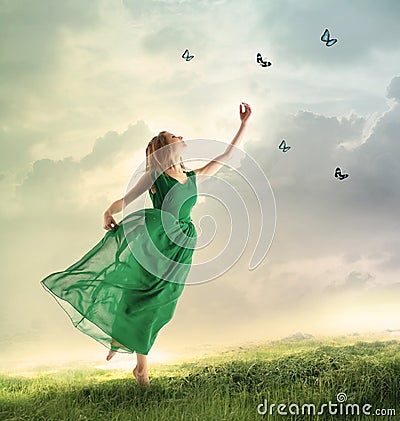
145;131;189;192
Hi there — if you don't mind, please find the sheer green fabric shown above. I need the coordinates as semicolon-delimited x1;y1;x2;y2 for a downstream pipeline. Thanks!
40;169;197;355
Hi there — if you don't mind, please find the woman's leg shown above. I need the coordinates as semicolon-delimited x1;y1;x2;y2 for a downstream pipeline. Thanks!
135;353;148;373
133;353;150;386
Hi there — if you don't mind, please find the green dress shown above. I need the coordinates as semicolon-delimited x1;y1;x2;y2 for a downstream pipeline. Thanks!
40;169;197;355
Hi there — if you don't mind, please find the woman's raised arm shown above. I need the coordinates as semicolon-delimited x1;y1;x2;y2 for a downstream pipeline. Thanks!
194;102;252;179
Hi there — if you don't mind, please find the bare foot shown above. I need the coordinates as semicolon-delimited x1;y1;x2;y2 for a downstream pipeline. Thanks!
106;349;116;361
106;338;124;360
133;366;151;388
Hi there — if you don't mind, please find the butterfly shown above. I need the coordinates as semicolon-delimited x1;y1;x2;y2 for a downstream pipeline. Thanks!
182;49;194;61
334;167;349;180
278;139;291;152
320;28;337;47
256;52;272;67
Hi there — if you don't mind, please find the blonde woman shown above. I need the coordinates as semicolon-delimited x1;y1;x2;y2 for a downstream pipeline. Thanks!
40;102;252;387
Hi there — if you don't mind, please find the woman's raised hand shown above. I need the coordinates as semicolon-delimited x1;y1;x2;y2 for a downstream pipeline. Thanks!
239;102;252;125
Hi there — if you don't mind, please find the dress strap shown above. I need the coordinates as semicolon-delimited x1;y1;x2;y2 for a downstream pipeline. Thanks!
150;168;160;183
150;168;166;186
149;169;159;195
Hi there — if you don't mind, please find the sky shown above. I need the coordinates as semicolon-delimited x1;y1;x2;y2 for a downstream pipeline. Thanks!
1;0;400;373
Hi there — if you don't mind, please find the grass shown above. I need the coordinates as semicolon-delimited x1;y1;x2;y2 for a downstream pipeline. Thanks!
1;337;399;420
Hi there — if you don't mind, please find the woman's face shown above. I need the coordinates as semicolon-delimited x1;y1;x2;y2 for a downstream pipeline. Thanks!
166;132;186;149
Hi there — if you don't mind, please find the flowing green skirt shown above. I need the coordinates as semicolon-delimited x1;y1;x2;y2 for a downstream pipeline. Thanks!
40;208;197;355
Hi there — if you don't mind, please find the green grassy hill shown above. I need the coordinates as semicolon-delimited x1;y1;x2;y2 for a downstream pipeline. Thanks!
1;337;399;420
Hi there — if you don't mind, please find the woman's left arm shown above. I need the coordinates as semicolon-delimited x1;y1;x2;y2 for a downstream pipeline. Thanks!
194;102;252;178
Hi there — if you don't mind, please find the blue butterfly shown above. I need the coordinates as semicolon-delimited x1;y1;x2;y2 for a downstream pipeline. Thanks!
334;167;349;180
278;139;291;152
182;49;194;61
321;28;337;47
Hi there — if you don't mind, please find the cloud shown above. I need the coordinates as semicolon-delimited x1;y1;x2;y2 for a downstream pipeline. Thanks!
123;0;228;21
15;157;81;212
252;0;400;66
324;270;375;293
386;76;400;101
14;120;154;214
374;239;400;271
246;76;400;226
0;0;100;121
0;1;102;174
80;120;151;170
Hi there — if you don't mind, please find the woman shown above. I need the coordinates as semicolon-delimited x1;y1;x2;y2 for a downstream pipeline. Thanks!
40;102;252;387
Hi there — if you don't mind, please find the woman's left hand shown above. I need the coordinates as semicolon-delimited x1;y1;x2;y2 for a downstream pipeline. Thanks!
239;102;252;124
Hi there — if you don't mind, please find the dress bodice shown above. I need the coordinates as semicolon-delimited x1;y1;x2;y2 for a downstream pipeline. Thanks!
148;169;197;223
